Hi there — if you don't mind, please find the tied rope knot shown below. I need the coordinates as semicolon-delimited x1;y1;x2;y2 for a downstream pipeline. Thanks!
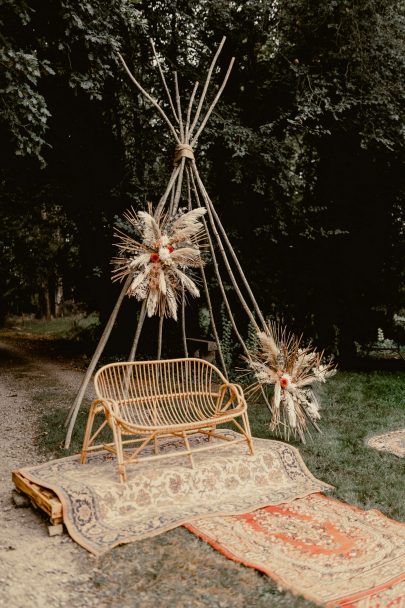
174;143;194;164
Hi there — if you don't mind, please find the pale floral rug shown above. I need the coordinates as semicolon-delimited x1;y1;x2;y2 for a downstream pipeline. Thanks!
19;430;331;555
366;429;405;458
185;493;405;608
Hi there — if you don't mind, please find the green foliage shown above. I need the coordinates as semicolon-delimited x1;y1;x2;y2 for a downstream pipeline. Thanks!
0;0;403;362
220;301;237;374
0;0;147;163
0;200;78;316
0;2;54;163
245;318;258;351
207;0;405;359
198;306;211;338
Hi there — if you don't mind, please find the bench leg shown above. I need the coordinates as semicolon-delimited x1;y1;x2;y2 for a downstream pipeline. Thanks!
111;421;127;483
207;426;216;441
182;432;195;468
232;414;255;456
242;412;254;456
80;401;98;464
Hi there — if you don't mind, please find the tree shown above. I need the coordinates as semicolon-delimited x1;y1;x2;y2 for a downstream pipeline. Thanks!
198;0;405;361
0;0;403;366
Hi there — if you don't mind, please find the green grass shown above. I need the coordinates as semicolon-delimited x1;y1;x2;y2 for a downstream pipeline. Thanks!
249;372;405;520
4;313;99;339
306;372;405;519
37;370;405;607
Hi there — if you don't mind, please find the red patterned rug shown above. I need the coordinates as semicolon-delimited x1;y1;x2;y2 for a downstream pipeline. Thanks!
185;494;405;607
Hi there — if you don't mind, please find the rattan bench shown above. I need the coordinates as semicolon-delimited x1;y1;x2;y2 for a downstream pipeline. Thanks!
80;358;254;482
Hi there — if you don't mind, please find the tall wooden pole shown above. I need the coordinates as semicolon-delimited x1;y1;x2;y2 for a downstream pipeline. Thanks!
64;274;132;448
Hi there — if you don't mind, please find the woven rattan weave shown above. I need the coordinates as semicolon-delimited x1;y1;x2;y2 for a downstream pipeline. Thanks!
81;358;254;482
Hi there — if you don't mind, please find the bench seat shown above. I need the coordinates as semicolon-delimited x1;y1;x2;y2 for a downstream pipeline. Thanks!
80;358;254;482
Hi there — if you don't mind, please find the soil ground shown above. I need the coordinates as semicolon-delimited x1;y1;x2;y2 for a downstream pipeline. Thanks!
0;336;99;608
0;334;313;608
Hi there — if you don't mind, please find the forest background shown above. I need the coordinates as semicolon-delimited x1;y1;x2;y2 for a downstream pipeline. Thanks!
1;0;404;367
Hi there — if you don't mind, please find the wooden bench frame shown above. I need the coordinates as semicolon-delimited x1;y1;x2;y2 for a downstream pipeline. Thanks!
81;358;254;483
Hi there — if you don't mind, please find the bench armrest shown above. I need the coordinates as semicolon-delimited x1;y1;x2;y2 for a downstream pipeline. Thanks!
216;382;246;413
92;398;121;420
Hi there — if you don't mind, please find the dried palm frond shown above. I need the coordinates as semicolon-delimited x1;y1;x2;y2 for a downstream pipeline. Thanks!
245;321;336;443
112;206;206;320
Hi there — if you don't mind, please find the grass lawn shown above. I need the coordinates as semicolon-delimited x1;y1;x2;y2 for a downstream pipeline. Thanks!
35;365;405;607
4;313;99;339
250;371;405;520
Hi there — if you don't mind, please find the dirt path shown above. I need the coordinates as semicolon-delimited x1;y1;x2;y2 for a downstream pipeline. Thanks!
0;337;100;608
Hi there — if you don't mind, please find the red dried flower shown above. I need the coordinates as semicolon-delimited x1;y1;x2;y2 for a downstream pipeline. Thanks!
167;245;174;253
150;252;160;263
280;375;290;389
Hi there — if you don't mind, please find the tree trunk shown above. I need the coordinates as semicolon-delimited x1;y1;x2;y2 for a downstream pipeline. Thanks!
40;282;52;320
55;277;63;317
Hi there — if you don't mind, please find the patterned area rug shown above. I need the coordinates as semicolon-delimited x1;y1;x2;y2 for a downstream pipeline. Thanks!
19;431;331;555
366;429;405;458
185;494;405;608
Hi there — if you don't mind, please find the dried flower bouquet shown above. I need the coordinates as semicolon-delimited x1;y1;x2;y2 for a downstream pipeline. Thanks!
112;207;206;320
246;323;336;442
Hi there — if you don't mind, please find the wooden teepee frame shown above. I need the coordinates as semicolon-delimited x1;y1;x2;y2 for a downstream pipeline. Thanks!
64;37;268;448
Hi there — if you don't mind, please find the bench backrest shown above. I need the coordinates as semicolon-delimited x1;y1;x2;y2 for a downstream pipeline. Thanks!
94;358;227;404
